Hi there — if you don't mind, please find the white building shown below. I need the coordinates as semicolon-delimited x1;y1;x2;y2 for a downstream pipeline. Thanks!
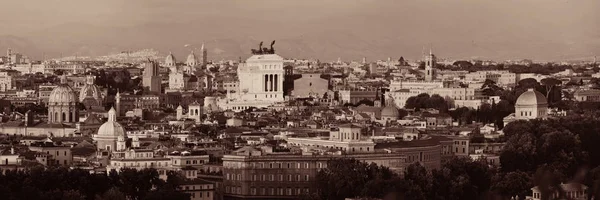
503;88;548;124
0;71;15;92
176;101;203;122
389;80;444;91
465;71;516;86
287;124;375;154
218;53;285;111
389;87;478;108
169;70;189;90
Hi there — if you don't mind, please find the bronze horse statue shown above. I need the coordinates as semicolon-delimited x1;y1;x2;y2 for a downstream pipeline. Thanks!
251;42;264;54
251;40;276;54
269;40;276;54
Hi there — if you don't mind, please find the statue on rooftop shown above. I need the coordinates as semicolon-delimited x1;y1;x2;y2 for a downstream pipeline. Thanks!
269;40;276;54
251;41;276;55
251;42;264;55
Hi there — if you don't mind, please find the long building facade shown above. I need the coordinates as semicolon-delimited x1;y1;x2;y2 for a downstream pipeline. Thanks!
222;147;405;200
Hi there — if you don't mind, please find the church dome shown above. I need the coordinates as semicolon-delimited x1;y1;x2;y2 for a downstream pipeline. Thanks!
186;51;198;66
165;52;176;66
49;77;77;104
79;75;102;103
516;88;547;106
381;105;400;119
97;107;126;137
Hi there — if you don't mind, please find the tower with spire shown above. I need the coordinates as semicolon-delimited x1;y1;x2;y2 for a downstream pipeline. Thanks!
424;49;436;82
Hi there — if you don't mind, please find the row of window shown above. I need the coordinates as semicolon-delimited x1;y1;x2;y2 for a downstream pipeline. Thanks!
46;150;68;156
112;161;169;167
183;160;205;165
250;162;323;169
250;187;309;196
226;173;310;182
183;185;212;190
189;191;211;198
225;186;309;196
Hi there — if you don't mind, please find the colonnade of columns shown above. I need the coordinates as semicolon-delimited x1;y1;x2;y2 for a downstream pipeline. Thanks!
264;74;279;92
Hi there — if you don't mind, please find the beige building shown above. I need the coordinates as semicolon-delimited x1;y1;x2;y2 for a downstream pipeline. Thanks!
287;124;376;154
142;61;162;93
389;87;478;108
222;146;405;200
574;89;600;102
292;73;329;98
389;80;444;91
178;179;215;200
338;90;378;105
529;183;587;200
0;71;15;91
465;70;516;86
169;70;191;91
28;143;73;166
115;92;164;116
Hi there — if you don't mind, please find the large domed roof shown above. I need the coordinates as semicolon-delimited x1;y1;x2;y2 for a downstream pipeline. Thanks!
79;84;102;102
79;75;102;102
165;52;176;65
186;51;198;65
516;88;547;106
97;107;126;137
49;76;77;104
381;105;400;119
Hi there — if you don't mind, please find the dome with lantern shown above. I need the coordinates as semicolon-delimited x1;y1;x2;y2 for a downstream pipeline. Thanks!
49;76;77;105
97;107;126;137
380;94;400;121
48;75;79;124
514;88;548;120
186;51;198;66
79;75;103;108
93;107;126;152
165;52;176;67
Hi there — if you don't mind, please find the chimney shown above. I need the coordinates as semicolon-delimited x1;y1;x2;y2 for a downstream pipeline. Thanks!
10;147;15;155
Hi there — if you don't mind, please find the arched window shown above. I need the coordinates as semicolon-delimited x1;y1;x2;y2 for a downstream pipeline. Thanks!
62;112;66;121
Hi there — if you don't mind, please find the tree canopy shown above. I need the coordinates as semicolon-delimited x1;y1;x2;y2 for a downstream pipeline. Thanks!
0;167;190;200
405;93;449;112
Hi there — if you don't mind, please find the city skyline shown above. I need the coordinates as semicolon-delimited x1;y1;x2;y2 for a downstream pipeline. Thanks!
0;0;598;62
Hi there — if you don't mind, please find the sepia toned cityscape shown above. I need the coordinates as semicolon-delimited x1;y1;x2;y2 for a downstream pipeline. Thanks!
0;1;599;200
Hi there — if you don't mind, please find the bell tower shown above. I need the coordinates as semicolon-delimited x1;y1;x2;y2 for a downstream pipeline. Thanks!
425;49;436;82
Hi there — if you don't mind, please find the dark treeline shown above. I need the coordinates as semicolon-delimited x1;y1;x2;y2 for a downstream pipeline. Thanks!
307;158;493;200
309;112;600;200
0;167;190;200
441;61;596;75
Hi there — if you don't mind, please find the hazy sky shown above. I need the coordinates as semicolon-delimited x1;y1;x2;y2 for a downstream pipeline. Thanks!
0;0;598;61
